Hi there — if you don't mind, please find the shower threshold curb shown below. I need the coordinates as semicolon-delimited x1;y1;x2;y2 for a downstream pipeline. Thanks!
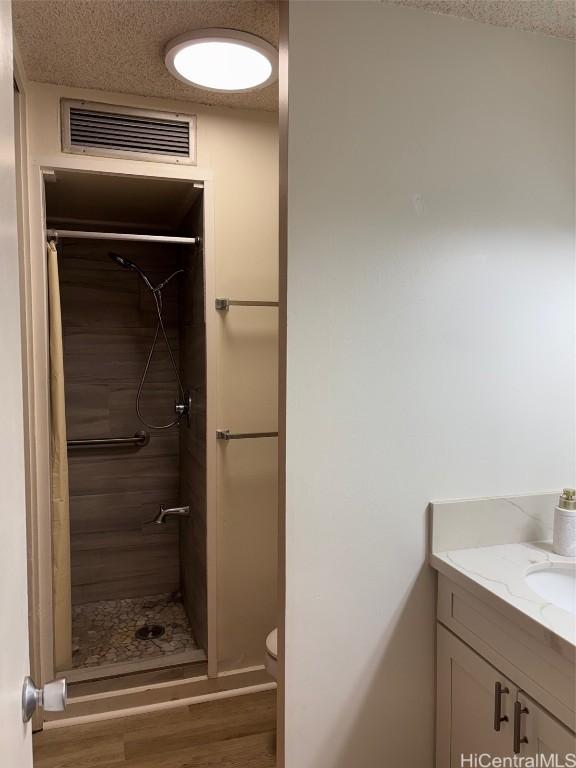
59;647;207;684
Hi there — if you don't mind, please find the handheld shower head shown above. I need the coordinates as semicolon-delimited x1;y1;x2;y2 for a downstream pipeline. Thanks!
109;252;133;270
109;252;154;291
109;252;184;294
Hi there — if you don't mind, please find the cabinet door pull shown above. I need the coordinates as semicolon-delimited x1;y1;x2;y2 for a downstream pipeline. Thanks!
513;701;529;753
493;682;509;731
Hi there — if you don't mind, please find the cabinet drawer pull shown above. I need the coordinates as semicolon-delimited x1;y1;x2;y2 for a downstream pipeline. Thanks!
513;701;529;753
493;682;509;731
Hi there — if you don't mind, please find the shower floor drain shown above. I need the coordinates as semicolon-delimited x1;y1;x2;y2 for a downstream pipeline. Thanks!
135;624;165;641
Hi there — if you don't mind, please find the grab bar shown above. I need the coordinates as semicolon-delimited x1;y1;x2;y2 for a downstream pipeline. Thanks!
216;429;278;441
215;298;279;311
67;430;150;449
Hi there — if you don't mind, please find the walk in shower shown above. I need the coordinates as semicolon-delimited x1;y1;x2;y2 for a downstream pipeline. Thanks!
45;170;207;682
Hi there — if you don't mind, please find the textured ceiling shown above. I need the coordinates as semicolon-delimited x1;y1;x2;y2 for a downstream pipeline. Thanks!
388;0;575;40
13;0;279;111
13;0;573;114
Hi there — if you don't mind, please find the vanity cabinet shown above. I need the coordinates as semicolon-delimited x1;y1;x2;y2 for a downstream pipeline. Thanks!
518;691;576;761
437;626;514;766
437;626;575;766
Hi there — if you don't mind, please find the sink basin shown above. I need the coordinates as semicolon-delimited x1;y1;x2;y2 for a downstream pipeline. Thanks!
525;565;576;614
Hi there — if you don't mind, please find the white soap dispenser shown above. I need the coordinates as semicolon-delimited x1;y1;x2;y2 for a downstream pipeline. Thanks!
552;488;576;557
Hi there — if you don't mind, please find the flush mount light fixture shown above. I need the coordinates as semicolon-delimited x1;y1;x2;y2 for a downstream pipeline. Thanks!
164;29;278;93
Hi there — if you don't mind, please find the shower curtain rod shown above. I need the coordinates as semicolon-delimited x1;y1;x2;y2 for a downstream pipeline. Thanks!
46;228;197;245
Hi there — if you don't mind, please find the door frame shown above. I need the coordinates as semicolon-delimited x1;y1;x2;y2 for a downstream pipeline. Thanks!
13;50;48;734
0;4;33;760
21;154;218;718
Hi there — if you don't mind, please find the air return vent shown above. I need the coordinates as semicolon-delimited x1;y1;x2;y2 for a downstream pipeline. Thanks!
61;100;196;164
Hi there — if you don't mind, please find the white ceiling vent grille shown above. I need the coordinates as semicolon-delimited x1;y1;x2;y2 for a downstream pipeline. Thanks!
61;100;196;165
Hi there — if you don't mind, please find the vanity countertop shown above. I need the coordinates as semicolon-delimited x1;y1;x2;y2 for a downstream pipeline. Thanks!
430;542;576;650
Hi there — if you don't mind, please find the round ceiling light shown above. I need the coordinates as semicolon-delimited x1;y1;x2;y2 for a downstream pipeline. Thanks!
165;29;278;93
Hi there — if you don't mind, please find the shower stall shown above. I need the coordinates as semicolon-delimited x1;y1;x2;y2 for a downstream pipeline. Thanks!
44;170;208;682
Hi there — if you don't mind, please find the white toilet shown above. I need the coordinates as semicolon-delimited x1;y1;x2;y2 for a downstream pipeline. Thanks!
265;628;278;679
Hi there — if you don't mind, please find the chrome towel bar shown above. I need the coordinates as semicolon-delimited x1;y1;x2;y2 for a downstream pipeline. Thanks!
67;431;150;449
216;429;278;441
215;298;279;311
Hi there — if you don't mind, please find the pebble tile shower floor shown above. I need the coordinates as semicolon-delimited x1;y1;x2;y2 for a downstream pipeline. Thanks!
72;593;198;668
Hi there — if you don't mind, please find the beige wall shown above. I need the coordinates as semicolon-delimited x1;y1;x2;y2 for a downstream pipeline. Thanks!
284;3;574;767
24;81;278;673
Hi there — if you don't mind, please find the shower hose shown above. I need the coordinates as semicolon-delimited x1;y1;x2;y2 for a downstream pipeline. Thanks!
137;275;186;430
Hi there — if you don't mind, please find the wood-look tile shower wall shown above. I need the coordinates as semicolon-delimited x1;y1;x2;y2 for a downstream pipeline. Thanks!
60;241;183;604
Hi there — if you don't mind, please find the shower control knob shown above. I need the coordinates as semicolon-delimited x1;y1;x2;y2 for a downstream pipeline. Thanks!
174;394;192;426
22;676;67;722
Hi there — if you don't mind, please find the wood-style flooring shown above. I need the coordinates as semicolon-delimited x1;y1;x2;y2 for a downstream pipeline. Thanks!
33;690;276;768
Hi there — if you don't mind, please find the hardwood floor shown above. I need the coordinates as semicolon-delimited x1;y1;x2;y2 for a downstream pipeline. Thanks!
33;691;276;768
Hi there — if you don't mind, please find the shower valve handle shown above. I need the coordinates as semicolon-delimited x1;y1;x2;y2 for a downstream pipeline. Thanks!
175;394;191;426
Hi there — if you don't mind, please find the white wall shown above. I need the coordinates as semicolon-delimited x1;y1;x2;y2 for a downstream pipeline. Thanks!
284;3;575;766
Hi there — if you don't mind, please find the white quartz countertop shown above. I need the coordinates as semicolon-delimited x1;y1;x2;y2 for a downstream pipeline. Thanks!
431;541;576;649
